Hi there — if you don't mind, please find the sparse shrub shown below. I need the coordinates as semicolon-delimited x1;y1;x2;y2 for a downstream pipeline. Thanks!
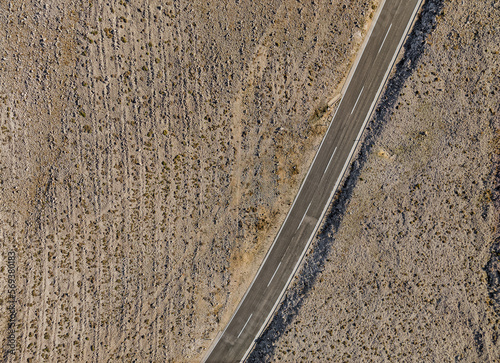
103;28;114;39
310;104;328;122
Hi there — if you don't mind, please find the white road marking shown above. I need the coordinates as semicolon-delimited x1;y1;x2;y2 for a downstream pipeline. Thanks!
237;314;253;339
351;86;364;115
297;202;311;230
323;147;338;175
267;262;282;287
378;23;392;55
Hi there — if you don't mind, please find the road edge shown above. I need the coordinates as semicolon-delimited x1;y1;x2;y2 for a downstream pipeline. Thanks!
241;0;424;361
201;2;389;361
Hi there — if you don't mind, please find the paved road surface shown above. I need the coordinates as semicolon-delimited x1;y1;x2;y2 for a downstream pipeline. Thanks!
204;0;423;361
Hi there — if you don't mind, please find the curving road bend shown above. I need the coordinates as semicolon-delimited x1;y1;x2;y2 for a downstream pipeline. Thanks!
204;0;424;361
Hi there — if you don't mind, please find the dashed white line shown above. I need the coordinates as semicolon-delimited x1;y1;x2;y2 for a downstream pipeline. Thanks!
323;147;338;175
351;86;364;115
267;262;282;287
297;202;311;231
378;23;392;55
237;314;253;339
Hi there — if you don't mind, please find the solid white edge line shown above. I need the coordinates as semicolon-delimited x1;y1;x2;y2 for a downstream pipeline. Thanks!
203;82;351;362
351;86;364;115
237;314;253;339
378;23;393;55
203;97;347;363
267;262;282;287
240;0;424;361
297;202;311;231
203;90;346;363
323;147;338;176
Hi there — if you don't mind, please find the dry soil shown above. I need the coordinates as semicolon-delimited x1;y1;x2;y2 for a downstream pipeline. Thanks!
0;0;380;361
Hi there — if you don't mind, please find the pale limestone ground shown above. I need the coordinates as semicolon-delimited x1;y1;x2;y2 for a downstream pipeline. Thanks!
251;0;500;361
0;0;379;361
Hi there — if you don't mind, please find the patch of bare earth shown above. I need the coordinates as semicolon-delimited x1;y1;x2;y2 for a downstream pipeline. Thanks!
250;0;500;361
0;0;380;361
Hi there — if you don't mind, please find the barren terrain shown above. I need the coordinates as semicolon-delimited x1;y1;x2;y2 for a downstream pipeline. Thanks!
0;0;380;361
250;0;500;361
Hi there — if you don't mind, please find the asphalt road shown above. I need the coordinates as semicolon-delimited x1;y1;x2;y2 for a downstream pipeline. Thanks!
204;0;423;361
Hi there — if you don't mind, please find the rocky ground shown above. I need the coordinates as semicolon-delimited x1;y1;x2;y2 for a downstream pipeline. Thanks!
249;0;500;361
0;0;380;361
